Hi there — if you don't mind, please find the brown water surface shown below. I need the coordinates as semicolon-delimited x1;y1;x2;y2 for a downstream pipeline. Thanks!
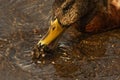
0;0;120;80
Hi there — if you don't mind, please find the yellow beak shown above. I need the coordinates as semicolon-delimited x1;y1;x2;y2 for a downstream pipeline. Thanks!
37;19;65;47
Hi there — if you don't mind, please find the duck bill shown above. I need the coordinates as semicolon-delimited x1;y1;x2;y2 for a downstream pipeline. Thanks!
37;19;66;49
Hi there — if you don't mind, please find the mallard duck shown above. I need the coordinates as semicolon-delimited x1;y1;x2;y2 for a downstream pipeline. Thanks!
37;0;120;51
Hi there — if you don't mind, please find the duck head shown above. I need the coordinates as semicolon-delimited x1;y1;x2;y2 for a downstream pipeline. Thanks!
36;0;108;52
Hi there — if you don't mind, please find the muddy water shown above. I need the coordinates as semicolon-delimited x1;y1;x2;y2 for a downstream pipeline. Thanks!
0;0;120;80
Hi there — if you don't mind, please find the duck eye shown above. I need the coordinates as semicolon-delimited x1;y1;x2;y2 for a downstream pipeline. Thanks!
63;0;75;13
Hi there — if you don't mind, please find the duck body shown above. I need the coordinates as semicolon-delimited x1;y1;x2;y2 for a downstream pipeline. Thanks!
85;0;120;32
